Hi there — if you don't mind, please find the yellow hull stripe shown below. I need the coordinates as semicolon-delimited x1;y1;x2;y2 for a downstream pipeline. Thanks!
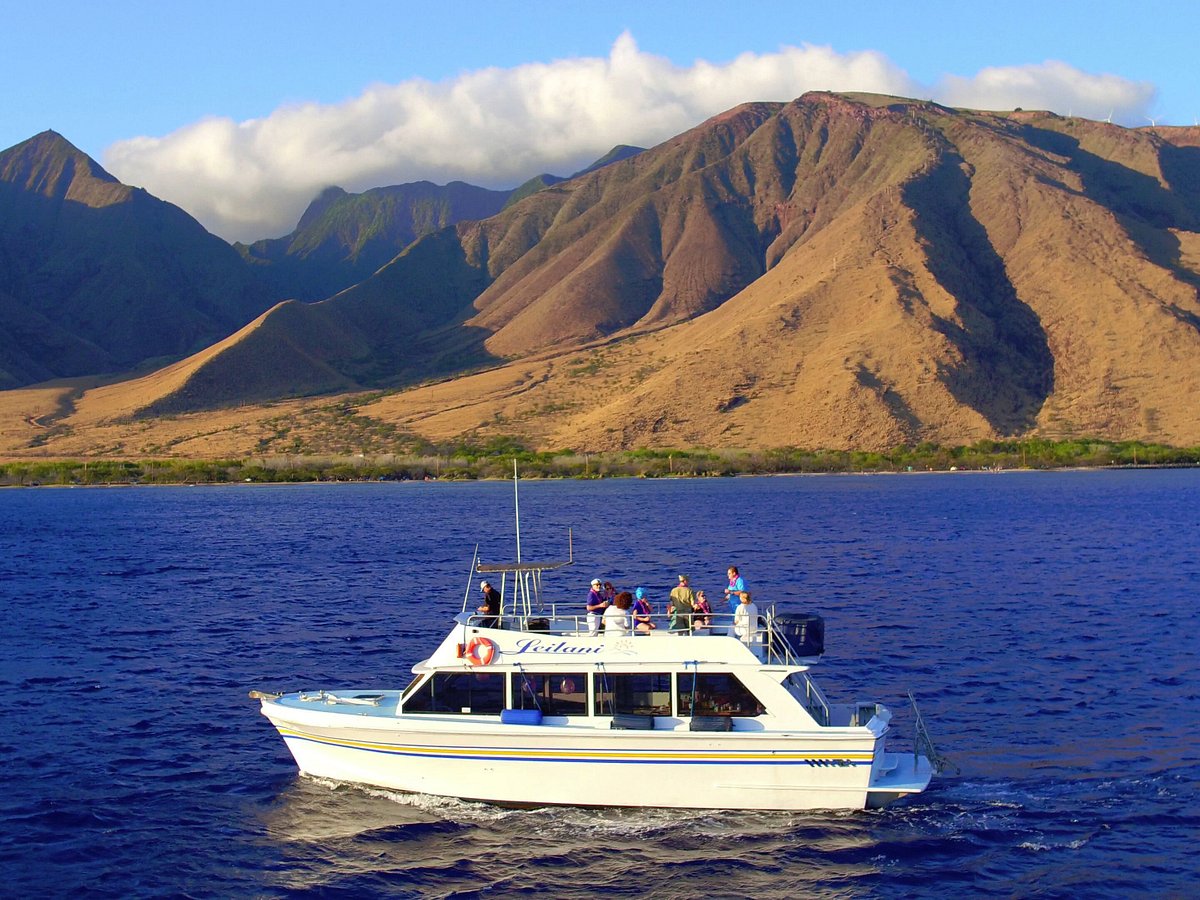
277;727;874;766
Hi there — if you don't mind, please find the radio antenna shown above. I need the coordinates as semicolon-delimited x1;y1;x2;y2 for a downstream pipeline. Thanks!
513;458;522;563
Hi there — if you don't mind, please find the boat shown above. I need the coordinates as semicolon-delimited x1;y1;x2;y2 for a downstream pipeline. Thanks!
252;527;942;811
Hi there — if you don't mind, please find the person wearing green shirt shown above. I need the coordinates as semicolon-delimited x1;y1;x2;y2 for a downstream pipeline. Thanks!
668;574;695;633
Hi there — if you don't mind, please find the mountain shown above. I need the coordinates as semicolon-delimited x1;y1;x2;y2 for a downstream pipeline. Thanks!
4;96;1200;454
237;146;646;300
571;144;645;177
503;145;644;208
0;131;276;388
235;181;512;301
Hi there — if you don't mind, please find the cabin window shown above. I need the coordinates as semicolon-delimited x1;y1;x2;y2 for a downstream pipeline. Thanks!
400;674;424;701
594;673;672;717
510;672;588;716
677;672;764;717
401;672;505;714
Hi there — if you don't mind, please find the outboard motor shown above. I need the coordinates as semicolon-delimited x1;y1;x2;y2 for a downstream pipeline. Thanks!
771;613;825;658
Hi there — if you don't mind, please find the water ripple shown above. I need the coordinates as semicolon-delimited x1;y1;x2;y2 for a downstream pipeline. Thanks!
2;472;1199;896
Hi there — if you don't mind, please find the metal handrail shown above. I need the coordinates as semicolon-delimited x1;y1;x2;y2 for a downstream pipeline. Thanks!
789;671;830;726
464;606;812;666
908;690;956;773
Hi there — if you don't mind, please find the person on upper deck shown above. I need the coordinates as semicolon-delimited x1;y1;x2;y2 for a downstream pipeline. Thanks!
632;587;656;633
603;591;633;636
723;566;746;615
477;580;501;628
669;574;696;633
586;578;609;635
692;590;713;633
733;590;761;658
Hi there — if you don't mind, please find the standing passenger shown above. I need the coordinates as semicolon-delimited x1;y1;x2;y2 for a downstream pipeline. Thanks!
723;566;746;615
734;591;761;658
477;580;501;628
586;578;609;635
669;575;696;633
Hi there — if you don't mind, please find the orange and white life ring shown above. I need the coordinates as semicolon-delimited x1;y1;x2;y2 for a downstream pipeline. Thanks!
463;636;498;666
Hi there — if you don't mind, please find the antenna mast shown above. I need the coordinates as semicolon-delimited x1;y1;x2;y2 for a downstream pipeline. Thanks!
513;458;522;563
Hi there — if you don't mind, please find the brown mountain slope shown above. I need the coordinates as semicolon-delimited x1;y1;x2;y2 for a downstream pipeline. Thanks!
462;99;939;357
356;99;1200;450
6;93;1200;454
0;132;277;385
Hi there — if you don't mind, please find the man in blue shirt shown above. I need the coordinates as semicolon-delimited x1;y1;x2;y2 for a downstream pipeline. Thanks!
723;566;746;615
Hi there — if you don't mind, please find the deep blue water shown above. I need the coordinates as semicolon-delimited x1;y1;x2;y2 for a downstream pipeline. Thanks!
1;471;1198;898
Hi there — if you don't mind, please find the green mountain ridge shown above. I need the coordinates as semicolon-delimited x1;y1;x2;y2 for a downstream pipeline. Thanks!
237;146;647;301
235;181;512;301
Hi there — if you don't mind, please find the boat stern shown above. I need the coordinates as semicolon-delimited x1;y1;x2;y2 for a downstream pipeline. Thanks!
865;751;934;808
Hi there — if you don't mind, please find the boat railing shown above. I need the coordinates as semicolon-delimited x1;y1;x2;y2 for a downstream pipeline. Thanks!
908;690;956;773
464;608;801;662
761;609;795;665
786;671;832;726
466;609;696;636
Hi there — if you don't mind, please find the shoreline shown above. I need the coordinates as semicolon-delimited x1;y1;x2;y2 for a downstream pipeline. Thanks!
2;457;1196;488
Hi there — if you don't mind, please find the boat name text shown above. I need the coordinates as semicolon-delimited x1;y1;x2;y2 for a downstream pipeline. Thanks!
511;638;603;656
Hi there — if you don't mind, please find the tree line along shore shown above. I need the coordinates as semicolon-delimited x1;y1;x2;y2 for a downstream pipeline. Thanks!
2;439;1198;486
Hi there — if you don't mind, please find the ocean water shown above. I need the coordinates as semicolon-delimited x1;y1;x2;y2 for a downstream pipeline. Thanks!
1;471;1198;898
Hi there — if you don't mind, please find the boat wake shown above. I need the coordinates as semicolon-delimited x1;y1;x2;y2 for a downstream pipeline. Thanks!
303;773;866;835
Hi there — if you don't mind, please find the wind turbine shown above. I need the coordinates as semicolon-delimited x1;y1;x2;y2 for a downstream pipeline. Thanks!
1105;109;1113;124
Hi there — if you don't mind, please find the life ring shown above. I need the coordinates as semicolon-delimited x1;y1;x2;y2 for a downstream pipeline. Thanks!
464;636;498;666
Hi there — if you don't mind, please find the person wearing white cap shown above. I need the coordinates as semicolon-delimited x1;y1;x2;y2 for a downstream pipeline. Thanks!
477;579;501;628
585;578;609;635
669;574;696;633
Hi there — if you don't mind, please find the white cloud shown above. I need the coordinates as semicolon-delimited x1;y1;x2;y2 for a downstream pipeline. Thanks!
102;35;1157;243
936;61;1155;123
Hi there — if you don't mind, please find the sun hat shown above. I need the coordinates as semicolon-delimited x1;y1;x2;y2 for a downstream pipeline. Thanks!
591;578;602;586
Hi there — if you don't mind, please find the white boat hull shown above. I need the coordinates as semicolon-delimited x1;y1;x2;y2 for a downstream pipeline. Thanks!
263;704;929;811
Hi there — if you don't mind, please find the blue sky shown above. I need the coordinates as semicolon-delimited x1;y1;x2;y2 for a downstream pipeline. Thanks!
4;1;1195;241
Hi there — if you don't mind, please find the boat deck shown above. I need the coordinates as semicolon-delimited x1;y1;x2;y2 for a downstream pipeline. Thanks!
277;690;403;717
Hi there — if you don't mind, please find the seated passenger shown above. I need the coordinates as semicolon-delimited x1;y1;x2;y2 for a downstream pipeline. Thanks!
692;590;713;633
632;587;656;633
603;591;633;636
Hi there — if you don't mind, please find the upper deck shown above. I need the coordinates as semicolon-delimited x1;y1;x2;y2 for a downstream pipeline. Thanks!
435;606;823;670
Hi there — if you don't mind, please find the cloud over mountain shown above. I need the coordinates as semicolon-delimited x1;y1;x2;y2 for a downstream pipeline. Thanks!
936;61;1155;120
104;34;1156;242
